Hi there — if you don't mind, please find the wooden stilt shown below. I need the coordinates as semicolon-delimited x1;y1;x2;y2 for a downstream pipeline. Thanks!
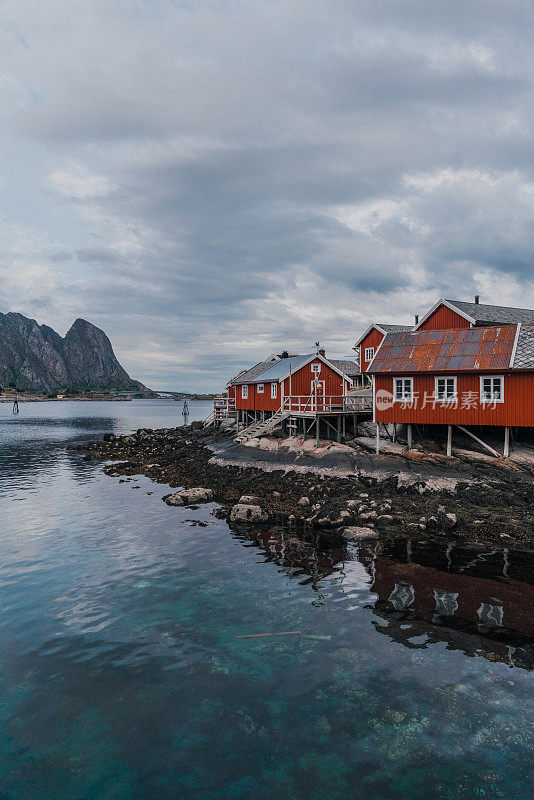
303;418;307;440
393;423;397;443
456;425;500;458
447;425;452;456
342;415;346;440
376;423;380;454
407;424;413;450
337;415;342;443
353;414;357;437
504;426;510;458
316;418;320;448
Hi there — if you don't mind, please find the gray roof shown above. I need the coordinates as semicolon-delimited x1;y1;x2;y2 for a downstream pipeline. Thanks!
447;299;534;325
330;359;360;376
231;354;314;385
379;323;413;332
512;325;534;369
230;359;278;385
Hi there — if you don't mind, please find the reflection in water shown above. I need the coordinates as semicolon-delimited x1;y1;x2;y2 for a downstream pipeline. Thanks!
357;538;534;670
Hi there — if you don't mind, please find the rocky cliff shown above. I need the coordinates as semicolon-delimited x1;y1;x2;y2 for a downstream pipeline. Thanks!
0;312;148;394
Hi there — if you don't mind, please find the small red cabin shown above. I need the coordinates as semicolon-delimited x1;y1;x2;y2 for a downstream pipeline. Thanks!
228;351;356;415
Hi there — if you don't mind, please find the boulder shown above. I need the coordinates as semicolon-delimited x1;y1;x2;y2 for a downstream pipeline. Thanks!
239;495;261;504
359;510;378;521
438;511;458;530
376;514;396;527
164;487;214;506
298;496;311;506
342;526;376;541
230;504;269;523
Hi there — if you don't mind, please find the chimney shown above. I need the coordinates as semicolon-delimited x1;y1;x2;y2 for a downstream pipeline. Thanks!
318;348;325;357
281;350;289;359
414;314;419;325
474;295;480;304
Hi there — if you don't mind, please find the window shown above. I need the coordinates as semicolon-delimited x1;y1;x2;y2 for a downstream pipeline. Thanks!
271;383;278;399
364;347;375;362
393;377;413;402
311;363;321;374
257;383;264;393
435;376;457;402
480;375;504;403
241;384;248;399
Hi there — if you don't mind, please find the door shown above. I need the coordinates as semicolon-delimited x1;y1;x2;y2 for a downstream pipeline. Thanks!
310;380;325;411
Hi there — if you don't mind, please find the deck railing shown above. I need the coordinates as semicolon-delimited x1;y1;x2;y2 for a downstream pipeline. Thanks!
281;393;372;413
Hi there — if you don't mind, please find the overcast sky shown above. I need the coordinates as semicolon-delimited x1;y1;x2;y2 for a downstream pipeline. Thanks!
2;1;534;390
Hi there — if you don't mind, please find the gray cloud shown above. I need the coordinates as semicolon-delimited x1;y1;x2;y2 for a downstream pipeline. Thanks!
1;0;534;389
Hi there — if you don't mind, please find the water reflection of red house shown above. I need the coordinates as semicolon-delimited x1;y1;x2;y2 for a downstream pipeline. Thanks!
357;542;534;669
243;528;345;584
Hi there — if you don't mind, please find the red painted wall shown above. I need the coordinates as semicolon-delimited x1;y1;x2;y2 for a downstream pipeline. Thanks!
234;381;280;411
418;304;470;330
374;371;534;427
360;328;385;372
282;359;348;409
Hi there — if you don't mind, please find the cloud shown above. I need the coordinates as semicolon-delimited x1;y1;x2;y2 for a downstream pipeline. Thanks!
0;0;534;389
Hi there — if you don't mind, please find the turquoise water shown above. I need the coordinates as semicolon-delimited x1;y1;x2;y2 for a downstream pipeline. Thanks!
0;400;533;799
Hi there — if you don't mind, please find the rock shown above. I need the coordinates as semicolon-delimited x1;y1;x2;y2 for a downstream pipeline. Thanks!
311;504;353;529
229;504;269;523
239;495;261;504
376;514;396;527
359;510;378;521
426;515;438;530
406;523;426;531
298;496;310;506
164;487;214;506
272;491;281;498
438;511;458;530
346;500;359;509
342;526;376;541
380;503;392;513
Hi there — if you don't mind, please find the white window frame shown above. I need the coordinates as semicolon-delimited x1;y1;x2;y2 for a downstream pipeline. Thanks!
435;376;457;403
311;363;321;374
271;382;278;399
257;383;264;393
241;384;248;399
480;375;504;404
364;347;375;363
393;377;414;403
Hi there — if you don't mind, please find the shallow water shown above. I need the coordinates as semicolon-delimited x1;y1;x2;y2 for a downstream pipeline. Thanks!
1;400;533;799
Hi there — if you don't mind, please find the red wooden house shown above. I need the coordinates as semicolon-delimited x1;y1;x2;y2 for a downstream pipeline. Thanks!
228;349;355;422
363;297;534;456
354;323;413;377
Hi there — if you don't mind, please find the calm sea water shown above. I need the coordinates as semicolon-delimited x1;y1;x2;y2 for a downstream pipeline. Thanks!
1;400;533;800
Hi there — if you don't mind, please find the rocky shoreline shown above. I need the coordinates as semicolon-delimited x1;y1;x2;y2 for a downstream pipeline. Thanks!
76;421;534;549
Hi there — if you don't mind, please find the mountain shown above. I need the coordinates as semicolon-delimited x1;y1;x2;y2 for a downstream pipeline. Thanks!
0;312;149;395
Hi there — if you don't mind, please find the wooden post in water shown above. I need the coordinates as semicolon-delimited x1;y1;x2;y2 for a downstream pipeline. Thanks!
447;425;453;456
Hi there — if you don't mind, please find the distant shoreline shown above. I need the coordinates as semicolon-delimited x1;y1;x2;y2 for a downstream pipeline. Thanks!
0;393;216;403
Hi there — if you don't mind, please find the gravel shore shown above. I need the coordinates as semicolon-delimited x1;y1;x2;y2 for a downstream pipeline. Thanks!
78;422;534;549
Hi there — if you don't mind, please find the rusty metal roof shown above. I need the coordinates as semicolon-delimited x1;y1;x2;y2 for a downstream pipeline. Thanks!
368;325;518;374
